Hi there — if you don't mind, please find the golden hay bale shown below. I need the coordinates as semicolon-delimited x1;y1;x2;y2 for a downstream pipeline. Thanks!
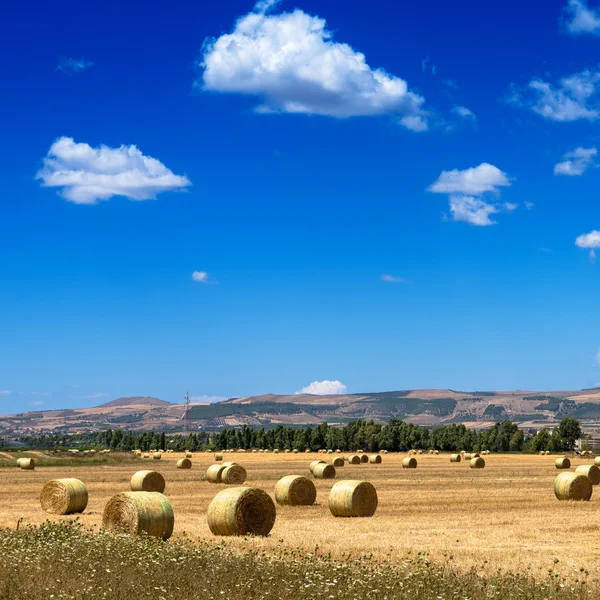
470;457;485;469
274;449;280;454
336;449;341;453
153;452;162;460
252;449;258;453
274;475;317;506
17;458;35;470
185;452;193;458
207;487;276;536
221;464;247;485
293;449;299;454
360;454;369;464
327;449;333;454
313;463;336;479
309;460;327;473
103;492;174;540
285;449;291;453
429;449;434;454
328;480;377;517
177;458;192;469
357;450;364;454
215;453;223;461
575;464;600;485
40;478;88;515
206;462;235;483
450;453;462;463
332;457;345;467
143;453;150;458
594;456;600;467
383;450;389;454
130;470;166;493
135;450;142;457
434;450;440;455
539;451;545;455
305;449;311;453
347;454;361;465
463;453;472;460
369;454;382;464
471;453;480;458
418;450;423;455
402;457;417;469
554;472;593;501
555;457;571;469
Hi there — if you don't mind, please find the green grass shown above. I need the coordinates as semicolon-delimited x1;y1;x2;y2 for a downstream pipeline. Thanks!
0;521;595;600
0;452;139;468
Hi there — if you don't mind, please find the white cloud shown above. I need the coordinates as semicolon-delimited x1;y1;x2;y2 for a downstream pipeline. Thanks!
564;0;600;35
296;380;348;395
428;163;513;226
381;274;410;283
57;57;94;75
452;105;476;120
198;4;428;130
192;270;217;284
36;137;191;204
189;394;228;403
525;201;535;210
554;146;597;175
509;70;600;122
575;229;600;260
0;390;10;396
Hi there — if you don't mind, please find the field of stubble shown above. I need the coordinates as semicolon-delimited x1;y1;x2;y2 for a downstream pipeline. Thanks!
1;451;598;578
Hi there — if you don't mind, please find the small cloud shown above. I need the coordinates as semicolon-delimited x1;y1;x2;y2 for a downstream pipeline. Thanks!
452;105;476;120
189;394;228;403
296;380;348;395
192;270;217;284
30;401;44;407
0;390;11;396
82;393;109;399
554;146;597;175
57;57;94;75
575;229;600;261
563;0;600;35
399;115;428;132
525;201;535;210
380;274;411;283
36;137;191;204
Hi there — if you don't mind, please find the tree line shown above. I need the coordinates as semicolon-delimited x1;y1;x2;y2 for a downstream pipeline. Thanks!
7;416;583;454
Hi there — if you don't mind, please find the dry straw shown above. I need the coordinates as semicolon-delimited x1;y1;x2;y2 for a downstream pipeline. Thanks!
347;455;361;465
329;480;378;517
274;475;316;506
332;457;345;467
215;453;223;461
221;464;247;485
130;470;166;493
313;463;336;479
40;478;88;515
309;460;327;473
369;454;382;464
177;458;192;469
554;472;593;501
575;464;600;485
450;454;461;463
185;452;193;459
470;457;485;469
153;452;162;460
16;458;35;470
555;457;571;469
207;487;276;536
360;454;369;464
402;457;417;469
103;492;174;540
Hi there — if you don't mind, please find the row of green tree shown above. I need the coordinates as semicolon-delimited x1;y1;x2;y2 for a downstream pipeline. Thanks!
10;417;582;453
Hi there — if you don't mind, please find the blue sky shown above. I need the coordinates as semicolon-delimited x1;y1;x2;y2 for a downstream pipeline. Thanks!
2;0;600;413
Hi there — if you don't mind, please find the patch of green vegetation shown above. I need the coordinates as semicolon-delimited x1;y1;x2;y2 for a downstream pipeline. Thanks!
188;402;340;420
0;522;591;600
535;401;561;412
568;403;600;420
369;397;457;418
483;404;505;417
0;452;139;469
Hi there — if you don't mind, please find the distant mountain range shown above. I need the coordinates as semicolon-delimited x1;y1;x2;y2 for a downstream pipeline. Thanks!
3;388;600;435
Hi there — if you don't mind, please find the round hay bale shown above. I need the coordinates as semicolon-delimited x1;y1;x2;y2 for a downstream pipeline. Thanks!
221;464;247;485
135;450;142;457
383;450;389;454
554;472;593;501
304;449;311;453
418;450;423;455
336;449;341;453
153;452;161;460
275;475;316;506
594;456;600;467
215;453;223;461
177;458;192;469
576;464;600;485
450;453;462;463
434;450;440;455
17;458;35;470
357;450;364;454
143;453;150;458
327;449;333;454
313;463;336;479
207;487;276;536
332;457;344;467
347;454;361;465
463;453;472;460
471;453;480;458
40;478;88;515
185;452;193;459
360;454;369;464
285;449;291;453
369;454;382;464
293;449;299;454
252;449;258;453
206;462;236;483
103;492;174;540
555;457;571;469
130;470;166;493
309;459;327;473
402;457;417;469
274;449;280;454
329;480;377;517
470;457;485;469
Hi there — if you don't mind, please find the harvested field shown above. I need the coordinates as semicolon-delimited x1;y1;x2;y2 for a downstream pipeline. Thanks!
2;452;600;578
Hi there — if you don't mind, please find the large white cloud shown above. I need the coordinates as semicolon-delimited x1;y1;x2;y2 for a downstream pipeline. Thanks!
576;229;600;261
509;70;600;122
296;380;348;395
428;163;513;226
36;137;191;204
564;0;600;35
198;3;427;130
554;146;597;175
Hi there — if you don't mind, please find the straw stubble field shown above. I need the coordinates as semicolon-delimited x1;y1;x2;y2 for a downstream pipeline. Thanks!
2;452;599;578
